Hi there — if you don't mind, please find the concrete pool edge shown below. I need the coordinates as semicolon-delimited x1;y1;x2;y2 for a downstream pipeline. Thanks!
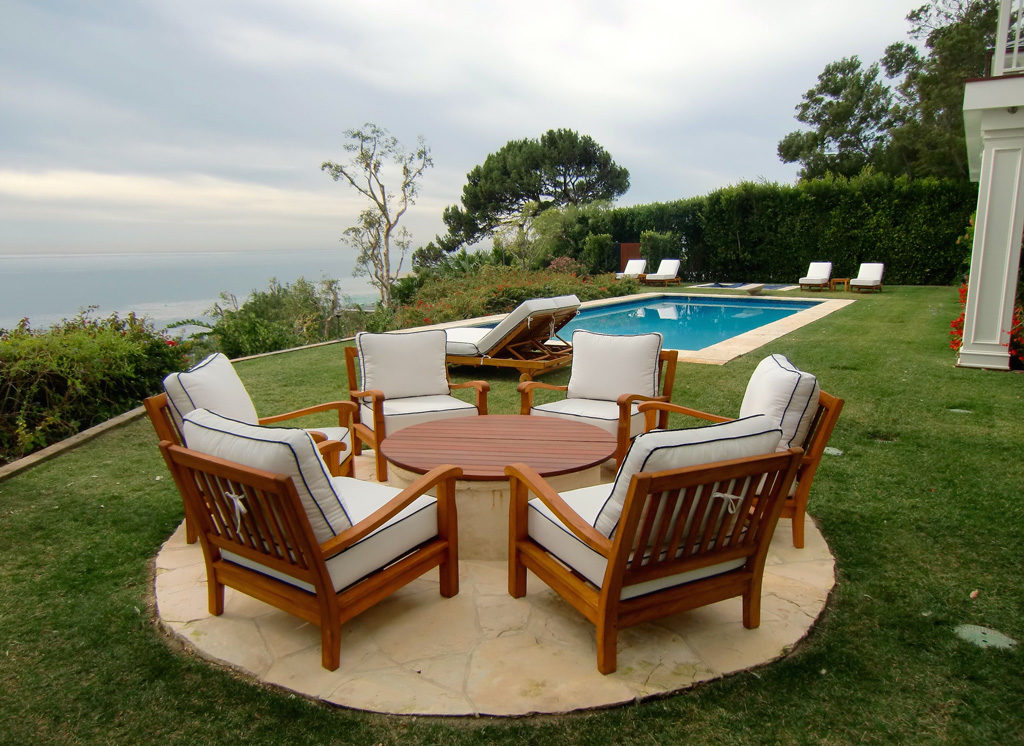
437;292;855;366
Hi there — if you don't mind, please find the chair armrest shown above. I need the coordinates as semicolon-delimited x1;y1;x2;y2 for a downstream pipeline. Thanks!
450;380;490;414
348;389;385;438
505;462;612;557
517;380;569;414
259;400;358;427
319;464;463;558
315;439;350;477
637;400;732;432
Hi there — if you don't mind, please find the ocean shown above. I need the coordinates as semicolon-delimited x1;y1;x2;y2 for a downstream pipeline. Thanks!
0;248;378;332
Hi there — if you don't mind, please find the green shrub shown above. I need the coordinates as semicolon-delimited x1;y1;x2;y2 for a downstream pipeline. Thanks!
639;230;681;268
0;311;190;464
581;233;618;274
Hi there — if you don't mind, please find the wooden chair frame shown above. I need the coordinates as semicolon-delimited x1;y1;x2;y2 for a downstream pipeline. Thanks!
445;306;579;382
159;441;460;670
638;389;844;548
518;350;679;466
144;393;356;543
344;345;490;482
506;448;802;673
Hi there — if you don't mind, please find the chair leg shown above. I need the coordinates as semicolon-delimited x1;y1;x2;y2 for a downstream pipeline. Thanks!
508;546;527;598
596;621;618;674
439;537;459;598
321;624;341;671
373;449;388;482
791;508;806;549
184;515;198;545
207;576;224;616
742;581;762;629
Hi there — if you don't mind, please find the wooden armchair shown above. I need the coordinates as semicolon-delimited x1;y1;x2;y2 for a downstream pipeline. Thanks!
507;414;802;673
145;389;355;544
160;408;461;671
519;332;678;466
638;360;843;549
345;330;489;482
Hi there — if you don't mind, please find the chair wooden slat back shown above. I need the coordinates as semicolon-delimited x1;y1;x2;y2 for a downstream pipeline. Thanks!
160;442;328;591
609;451;799;596
144;393;182;445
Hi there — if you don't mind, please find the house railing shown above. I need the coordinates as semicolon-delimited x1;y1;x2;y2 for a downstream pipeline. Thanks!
994;0;1024;75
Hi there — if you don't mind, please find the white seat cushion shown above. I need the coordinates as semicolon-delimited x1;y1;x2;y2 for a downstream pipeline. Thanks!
527;485;744;600
360;395;478;436
851;263;884;286
647;259;680;279
356;330;450;399
531;398;644;439
615;259;647;278
163;353;259;435
566;330;662;402
593;414;783;537
444;327;491;356
739;354;820;450
182;409;352;542
226;476;438;593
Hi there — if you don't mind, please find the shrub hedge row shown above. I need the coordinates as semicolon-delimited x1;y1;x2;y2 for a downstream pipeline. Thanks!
574;173;977;284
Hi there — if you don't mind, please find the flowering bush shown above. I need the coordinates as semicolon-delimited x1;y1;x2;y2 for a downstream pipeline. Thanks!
0;310;191;464
950;279;1024;368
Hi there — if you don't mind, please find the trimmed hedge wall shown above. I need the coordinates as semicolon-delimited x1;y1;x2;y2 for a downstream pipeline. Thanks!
579;173;977;285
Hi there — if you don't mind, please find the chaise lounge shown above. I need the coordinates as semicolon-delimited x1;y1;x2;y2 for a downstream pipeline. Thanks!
850;262;885;292
615;259;646;279
798;261;832;290
640;259;681;286
445;295;581;381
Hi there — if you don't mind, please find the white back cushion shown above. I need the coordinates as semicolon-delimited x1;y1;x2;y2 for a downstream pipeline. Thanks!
567;330;662;402
652;259;680;276
356;330;449;399
621;259;646;274
806;262;832;280
473;297;557;354
857;263;884;282
182;409;351;543
739;354;820;450
163;353;259;437
593;414;782;537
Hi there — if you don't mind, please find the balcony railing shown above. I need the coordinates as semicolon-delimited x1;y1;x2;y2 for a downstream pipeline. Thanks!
994;0;1024;75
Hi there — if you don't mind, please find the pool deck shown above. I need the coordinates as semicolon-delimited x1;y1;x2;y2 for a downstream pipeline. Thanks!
439;292;854;366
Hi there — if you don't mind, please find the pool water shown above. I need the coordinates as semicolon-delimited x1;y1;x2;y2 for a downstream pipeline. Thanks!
559;296;819;350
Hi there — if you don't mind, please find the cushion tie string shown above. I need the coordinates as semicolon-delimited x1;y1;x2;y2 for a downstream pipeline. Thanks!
711;491;743;514
224;490;249;533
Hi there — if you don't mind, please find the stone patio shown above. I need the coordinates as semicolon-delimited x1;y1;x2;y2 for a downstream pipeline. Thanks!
154;456;836;716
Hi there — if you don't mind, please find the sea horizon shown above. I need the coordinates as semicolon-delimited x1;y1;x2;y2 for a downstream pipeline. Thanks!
0;247;378;332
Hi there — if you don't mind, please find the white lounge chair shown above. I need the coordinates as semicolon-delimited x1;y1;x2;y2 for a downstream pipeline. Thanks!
445;295;581;380
615;259;646;279
640;259;681;286
850;262;884;292
799;262;832;290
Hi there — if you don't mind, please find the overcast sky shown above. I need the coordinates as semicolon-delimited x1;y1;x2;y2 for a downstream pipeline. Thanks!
0;0;923;256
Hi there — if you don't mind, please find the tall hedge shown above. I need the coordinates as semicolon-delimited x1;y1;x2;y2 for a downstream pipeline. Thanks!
587;173;977;284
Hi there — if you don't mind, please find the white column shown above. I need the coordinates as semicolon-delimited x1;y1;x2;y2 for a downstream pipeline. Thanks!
960;102;1024;369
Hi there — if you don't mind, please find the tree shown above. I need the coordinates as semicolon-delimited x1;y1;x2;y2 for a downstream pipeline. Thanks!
440;128;629;250
322;123;432;306
778;0;997;181
778;56;895;179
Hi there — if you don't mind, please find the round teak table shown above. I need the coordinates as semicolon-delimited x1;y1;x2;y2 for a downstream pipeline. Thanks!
380;415;617;559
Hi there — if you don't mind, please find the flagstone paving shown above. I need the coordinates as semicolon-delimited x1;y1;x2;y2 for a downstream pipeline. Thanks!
154;456;835;716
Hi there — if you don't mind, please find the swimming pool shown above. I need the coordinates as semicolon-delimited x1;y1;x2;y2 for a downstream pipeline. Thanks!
560;296;821;350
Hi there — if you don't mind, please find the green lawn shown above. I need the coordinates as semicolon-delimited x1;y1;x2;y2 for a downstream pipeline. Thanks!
1;286;1021;745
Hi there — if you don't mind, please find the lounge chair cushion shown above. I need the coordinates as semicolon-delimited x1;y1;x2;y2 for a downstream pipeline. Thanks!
163;353;259;434
356;330;449;399
645;259;681;280
799;262;832;285
851;263;884;287
360;394;478;436
739;354;820;450
528;484;746;599
615;259;646;279
530;398;645;439
566;330;663;402
445;296;580;357
182;408;352;542
226;477;437;593
593;414;783;537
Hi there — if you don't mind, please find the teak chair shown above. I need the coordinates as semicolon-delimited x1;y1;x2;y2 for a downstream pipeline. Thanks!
637;354;844;548
850;262;885;292
345;329;489;482
640;259;682;286
506;414;803;673
799;261;833;290
445;295;581;381
519;331;678;466
160;408;461;671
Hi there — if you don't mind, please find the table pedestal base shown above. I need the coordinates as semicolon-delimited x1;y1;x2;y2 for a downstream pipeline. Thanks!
388;463;608;560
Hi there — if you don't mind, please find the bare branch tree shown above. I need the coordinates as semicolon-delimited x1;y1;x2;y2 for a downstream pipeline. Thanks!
321;123;432;306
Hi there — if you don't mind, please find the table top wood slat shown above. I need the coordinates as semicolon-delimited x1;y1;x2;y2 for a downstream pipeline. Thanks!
380;415;617;480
